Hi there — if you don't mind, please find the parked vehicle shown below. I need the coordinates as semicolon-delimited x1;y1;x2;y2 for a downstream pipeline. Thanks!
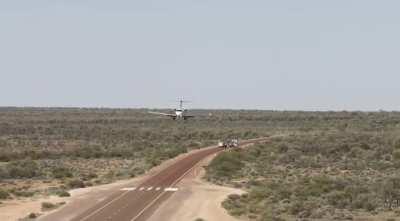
218;138;239;148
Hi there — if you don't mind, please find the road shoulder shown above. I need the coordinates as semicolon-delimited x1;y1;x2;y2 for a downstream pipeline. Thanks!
147;151;244;221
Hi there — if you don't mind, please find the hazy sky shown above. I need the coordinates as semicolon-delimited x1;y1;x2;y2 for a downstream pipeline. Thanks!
1;1;399;110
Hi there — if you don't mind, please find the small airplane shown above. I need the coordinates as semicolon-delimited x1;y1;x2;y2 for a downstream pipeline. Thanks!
148;100;195;120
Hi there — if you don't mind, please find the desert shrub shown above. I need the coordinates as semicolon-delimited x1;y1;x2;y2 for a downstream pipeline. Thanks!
0;167;8;179
249;185;272;201
5;159;40;178
52;167;73;179
393;150;400;161
289;201;306;215
12;190;35;197
223;201;246;216
222;194;248;216
147;157;162;167
78;172;98;181
206;151;244;181
381;176;400;209
326;191;350;209
72;146;105;159
57;190;71;197
67;179;85;189
260;216;286;221
0;188;10;199
165;146;187;158
28;213;38;219
41;202;56;210
350;193;378;211
130;167;145;177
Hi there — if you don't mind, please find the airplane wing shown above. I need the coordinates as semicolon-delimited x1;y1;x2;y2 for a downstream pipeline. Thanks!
148;111;176;117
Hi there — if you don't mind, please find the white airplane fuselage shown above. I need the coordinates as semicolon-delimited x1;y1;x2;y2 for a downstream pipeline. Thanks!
175;109;184;118
148;100;194;120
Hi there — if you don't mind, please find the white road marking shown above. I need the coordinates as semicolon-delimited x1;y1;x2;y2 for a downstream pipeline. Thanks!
156;187;161;191
130;152;208;221
147;187;153;191
121;187;136;191
164;187;179;192
139;187;145;191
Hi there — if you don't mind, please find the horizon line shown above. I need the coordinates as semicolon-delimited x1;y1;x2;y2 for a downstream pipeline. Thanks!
0;105;398;113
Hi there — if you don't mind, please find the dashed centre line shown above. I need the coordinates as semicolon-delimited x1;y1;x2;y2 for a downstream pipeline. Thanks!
121;187;136;191
120;187;179;192
164;187;179;192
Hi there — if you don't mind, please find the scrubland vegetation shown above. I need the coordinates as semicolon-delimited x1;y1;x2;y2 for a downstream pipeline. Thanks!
2;107;400;221
206;111;400;220
0;108;263;201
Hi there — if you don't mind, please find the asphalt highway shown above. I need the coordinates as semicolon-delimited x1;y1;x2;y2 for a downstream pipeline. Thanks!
71;147;222;221
70;138;268;221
